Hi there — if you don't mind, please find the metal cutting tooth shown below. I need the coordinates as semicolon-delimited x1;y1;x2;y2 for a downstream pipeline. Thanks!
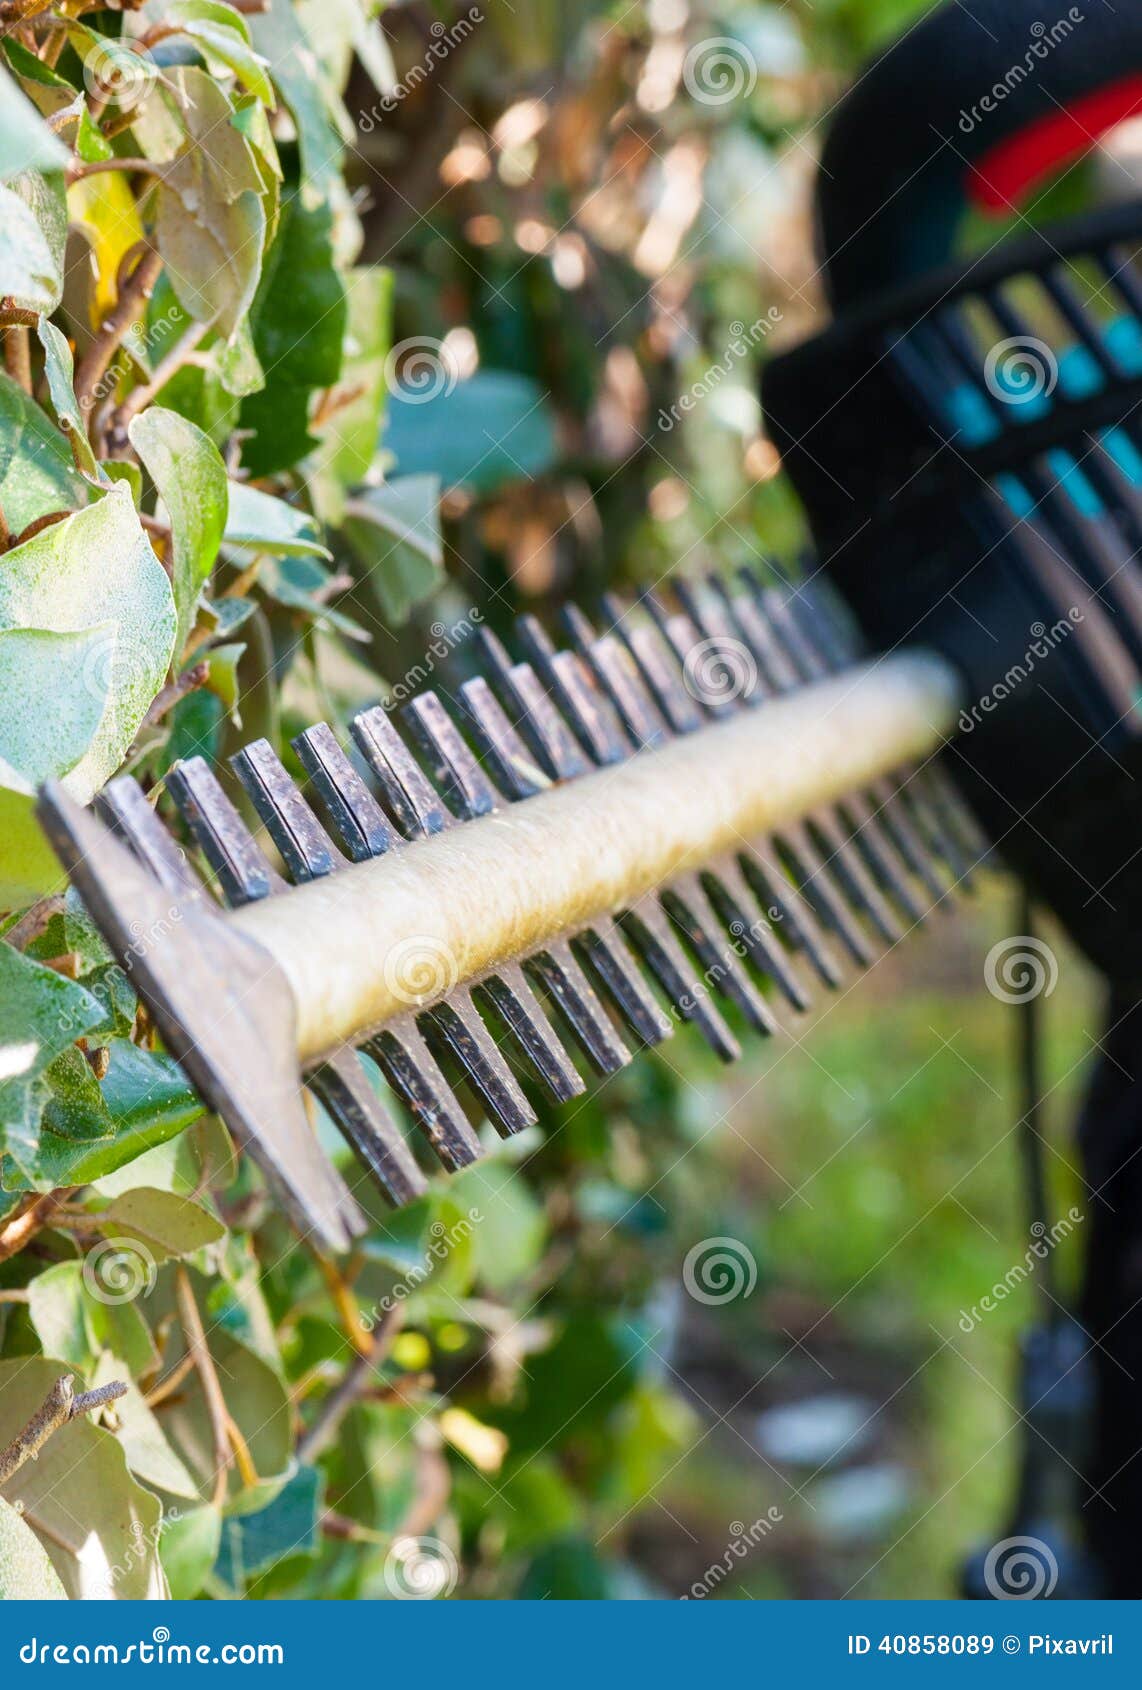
517;613;777;1037
474;635;741;1061
775;566;987;880
458;678;673;1050
233;734;534;1145
355;699;629;1080
601;586;846;991
608;589;872;974
167;753;479;1177
675;575;929;930
730;573;952;910
562;600;812;1016
298;720;584;1106
399;691;634;1077
149;760;426;1207
693;573;935;927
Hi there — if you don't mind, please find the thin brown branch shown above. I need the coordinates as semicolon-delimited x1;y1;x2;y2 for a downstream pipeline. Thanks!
0;1375;127;1489
3;894;64;953
0;1193;64;1265
3;326;31;394
174;1264;233;1506
74;247;162;430
107;320;210;447
137;662;209;736
297;1304;404;1464
65;157;162;186
10;510;69;548
144;1348;197;1409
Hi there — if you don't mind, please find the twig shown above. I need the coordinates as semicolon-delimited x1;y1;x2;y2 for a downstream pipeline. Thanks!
137;662;209;736
3;893;65;952
3;326;31;394
313;1252;372;1359
144;1348;197;1409
0;1375;127;1489
65;157;162;186
297;1304;404;1464
74;246;162;431
0;1193;64;1265
174;1265;233;1506
9;510;69;548
107;320;210;447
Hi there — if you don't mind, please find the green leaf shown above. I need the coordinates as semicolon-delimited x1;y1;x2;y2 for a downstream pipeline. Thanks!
36;318;99;478
91;1352;201;1500
0;626;114;790
203;640;245;720
93;1187;225;1264
10;1041;205;1192
249;0;344;206
311;265;393;518
76;106;113;164
155;1308;294;1513
239;190;346;477
0;171;66;315
0;482;177;801
155;68;268;340
160;1504;222;1599
214;1464;322;1589
0;371;86;532
223;480;331;558
129;407;229;654
26;1261;94;1372
0;64;68;182
0;1497;67;1599
258;554;368;641
164;0;275;106
0;1358;168;1598
449;1158;547;1293
384;370;557;494
0;943;104;1170
342;475;443;627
